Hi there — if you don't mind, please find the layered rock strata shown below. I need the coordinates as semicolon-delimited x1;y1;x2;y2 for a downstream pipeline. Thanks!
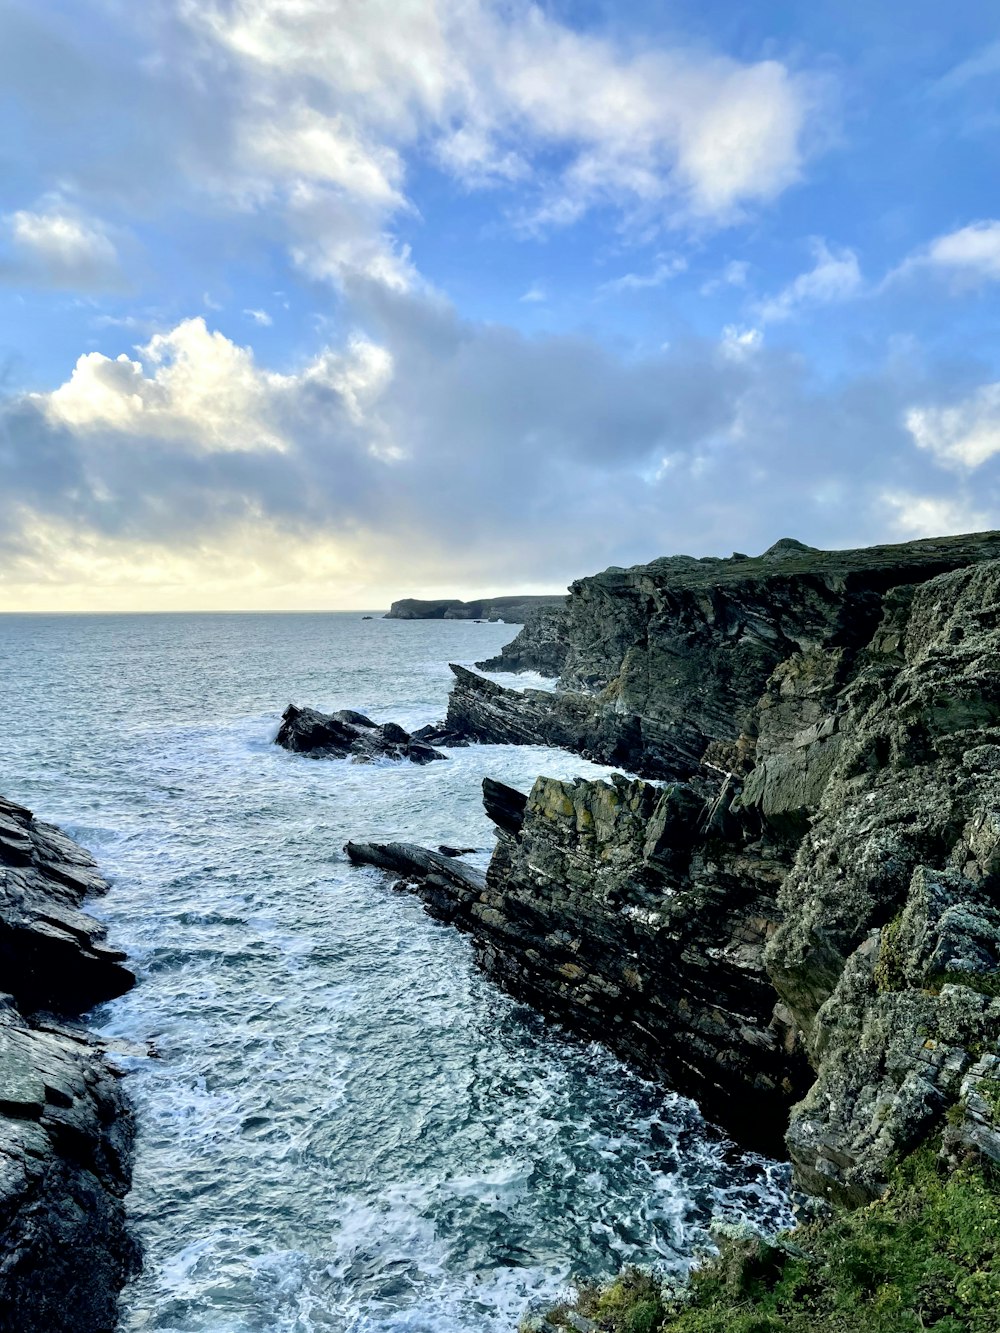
276;705;448;764
352;539;1000;1208
475;606;571;675
442;532;1000;780
0;795;138;1332
385;594;564;622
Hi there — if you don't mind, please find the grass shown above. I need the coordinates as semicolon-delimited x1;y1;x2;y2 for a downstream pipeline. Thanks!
533;1143;1000;1333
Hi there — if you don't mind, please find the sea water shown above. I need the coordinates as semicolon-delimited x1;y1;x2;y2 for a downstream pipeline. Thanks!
0;613;791;1333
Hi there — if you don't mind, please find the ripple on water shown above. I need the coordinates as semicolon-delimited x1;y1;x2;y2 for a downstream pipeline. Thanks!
0;613;792;1333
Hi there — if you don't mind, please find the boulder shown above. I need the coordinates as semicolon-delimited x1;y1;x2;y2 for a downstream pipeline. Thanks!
275;705;448;764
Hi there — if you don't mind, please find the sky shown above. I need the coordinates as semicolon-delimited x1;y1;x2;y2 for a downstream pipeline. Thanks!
1;1;999;611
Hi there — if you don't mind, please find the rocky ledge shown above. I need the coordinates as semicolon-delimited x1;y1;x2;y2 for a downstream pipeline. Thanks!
276;704;448;764
350;538;1000;1211
0;795;138;1332
385;594;564;622
441;531;1000;779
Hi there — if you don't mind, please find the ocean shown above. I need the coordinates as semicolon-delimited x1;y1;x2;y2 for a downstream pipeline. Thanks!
0;612;790;1333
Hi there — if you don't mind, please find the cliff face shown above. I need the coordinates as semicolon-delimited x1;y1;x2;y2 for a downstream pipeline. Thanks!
385;594;565;622
355;534;1000;1207
454;532;1000;779
0;795;138;1331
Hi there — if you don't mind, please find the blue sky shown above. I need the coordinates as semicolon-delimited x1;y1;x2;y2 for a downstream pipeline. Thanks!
0;0;998;609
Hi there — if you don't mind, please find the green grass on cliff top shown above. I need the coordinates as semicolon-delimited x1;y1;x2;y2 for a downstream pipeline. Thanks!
536;1145;1000;1333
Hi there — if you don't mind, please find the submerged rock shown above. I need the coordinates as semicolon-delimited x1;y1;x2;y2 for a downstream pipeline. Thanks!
275;704;448;764
0;795;139;1332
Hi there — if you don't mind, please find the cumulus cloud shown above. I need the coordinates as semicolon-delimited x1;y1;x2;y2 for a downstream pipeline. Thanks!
757;239;862;322
1;201;123;290
2;287;996;609
905;382;1000;469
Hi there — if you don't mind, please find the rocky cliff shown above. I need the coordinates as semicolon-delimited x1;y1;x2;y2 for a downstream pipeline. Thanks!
352;533;1000;1212
385;594;565;622
0;795;138;1332
446;532;1000;779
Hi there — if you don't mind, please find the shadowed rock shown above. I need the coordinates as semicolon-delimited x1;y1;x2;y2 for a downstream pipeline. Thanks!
0;795;139;1332
276;704;448;764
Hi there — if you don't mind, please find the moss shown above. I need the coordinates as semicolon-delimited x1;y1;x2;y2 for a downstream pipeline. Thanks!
927;970;1000;999
538;1144;1000;1333
873;912;906;994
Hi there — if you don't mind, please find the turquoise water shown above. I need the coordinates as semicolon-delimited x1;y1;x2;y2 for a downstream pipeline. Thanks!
0;613;790;1333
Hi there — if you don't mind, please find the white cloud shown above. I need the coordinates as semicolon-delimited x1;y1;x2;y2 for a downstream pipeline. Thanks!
2;202;122;290
176;0;821;286
890;220;1000;290
757;238;861;322
40;316;393;456
244;308;273;326
519;283;547;303
600;254;687;294
905;382;1000;469
720;324;762;360
879;490;991;539
700;259;750;296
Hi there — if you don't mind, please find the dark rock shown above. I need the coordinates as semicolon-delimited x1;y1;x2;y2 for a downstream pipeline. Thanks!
438;845;477;857
354;537;1000;1209
0;796;139;1331
275;704;448;764
443;530;1000;780
384;594;565;622
475;606;571;676
482;778;527;836
344;841;485;924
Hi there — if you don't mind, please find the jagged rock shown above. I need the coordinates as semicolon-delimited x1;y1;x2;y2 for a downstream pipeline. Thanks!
0;796;138;1331
349;773;813;1155
482;778;527;836
385;595;564;622
344;841;485;924
475;606;571;675
354;539;1000;1208
275;704;448;764
0;797;134;1015
443;530;1000;780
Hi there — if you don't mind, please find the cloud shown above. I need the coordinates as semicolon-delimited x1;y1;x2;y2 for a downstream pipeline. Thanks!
700;259;750;296
2;287;996;609
905;382;1000;469
519;283;547;303
244;307;273;326
599;255;687;294
879;490;991;539
757;238;862;322
1;201;123;291
889;220;1000;289
38;316;391;457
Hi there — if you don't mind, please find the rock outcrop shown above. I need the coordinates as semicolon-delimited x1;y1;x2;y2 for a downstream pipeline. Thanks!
441;532;1000;780
276;705;448;764
0;795;138;1332
351;537;1000;1208
385;594;565;622
475;605;571;675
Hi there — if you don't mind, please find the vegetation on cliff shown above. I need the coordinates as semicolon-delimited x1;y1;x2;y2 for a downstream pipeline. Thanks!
536;1141;1000;1333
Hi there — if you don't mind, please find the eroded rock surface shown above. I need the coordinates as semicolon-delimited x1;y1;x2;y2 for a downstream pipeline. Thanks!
0;795;138;1332
475;605;571;676
354;539;1000;1208
276;704;448;764
442;531;1000;780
